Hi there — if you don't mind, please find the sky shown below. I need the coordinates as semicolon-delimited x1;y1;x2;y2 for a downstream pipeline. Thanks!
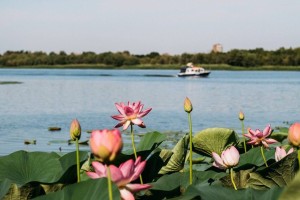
0;0;300;55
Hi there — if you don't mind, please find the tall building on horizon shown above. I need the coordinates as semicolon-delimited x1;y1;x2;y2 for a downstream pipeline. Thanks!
212;43;223;53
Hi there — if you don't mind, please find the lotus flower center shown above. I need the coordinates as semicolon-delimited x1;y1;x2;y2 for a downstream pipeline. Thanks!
124;107;137;119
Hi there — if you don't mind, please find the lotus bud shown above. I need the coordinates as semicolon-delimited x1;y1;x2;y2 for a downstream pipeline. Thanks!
288;122;300;147
70;119;81;141
184;97;193;113
212;146;240;169
239;111;244;121
89;129;123;163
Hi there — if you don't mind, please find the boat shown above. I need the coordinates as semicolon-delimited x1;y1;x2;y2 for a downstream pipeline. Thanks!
177;62;211;77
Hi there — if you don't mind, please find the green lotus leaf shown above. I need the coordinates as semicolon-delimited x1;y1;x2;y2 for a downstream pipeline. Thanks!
3;183;44;199
151;172;182;191
34;178;120;200
0;151;88;186
247;151;298;189
169;184;283;200
159;134;189;174
193;128;239;156
220;168;254;189
121;131;166;157
136;131;167;152
236;147;275;168
0;151;62;186
270;131;288;143
279;171;300;200
0;179;12;199
247;172;277;190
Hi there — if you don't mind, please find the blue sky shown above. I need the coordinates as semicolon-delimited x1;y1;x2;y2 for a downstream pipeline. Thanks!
0;0;299;55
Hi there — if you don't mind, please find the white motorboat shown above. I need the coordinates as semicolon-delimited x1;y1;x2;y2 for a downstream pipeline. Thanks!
177;63;211;77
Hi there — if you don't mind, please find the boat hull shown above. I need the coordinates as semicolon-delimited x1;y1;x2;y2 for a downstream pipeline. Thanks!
177;72;210;77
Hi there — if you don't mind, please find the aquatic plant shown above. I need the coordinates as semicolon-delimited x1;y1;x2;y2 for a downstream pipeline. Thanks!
112;101;152;184
275;146;294;162
184;97;194;185
212;146;240;190
238;111;247;153
288;122;300;146
89;129;123;163
87;157;151;200
244;124;278;167
1;99;300;200
69;119;82;183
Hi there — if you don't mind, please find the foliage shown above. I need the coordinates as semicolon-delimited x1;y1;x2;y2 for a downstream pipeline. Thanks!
0;125;299;199
1;47;300;68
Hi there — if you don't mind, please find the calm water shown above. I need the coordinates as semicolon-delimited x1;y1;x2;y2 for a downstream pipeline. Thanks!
0;69;300;156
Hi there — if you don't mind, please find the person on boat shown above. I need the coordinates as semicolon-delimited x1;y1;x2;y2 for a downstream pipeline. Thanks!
186;62;194;68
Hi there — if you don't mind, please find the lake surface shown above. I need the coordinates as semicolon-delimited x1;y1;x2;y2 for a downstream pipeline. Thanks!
0;69;300;156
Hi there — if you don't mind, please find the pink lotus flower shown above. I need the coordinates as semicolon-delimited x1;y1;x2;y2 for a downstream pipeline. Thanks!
212;146;240;170
288;122;300;147
111;101;152;130
275;146;294;162
86;157;151;200
244;124;277;148
89;129;123;162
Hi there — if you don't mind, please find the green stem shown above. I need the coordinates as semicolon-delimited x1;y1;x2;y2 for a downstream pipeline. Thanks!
241;121;247;153
230;168;237;190
107;166;113;200
76;138;80;182
130;124;138;160
188;112;193;185
260;146;268;167
297;149;300;169
130;124;143;184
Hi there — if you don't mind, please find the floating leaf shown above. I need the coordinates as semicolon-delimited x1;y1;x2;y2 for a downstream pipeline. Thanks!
236;147;275;169
0;179;12;199
279;171;300;200
0;151;62;186
220;168;254;189
247;172;277;190
270;131;288;143
247;151;298;189
0;151;88;186
137;131;167;152
34;178;120;200
169;184;283;200
159;134;189;174
193;128;239;156
151;172;182;191
48;127;61;131
3;183;44;199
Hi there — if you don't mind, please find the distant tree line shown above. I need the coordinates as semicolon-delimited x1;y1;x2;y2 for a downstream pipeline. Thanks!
0;47;300;67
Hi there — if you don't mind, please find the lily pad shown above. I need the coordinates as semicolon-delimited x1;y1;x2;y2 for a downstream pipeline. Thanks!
0;150;88;186
159;134;189;174
34;178;120;200
193;128;239;156
48;127;61;131
0;81;22;85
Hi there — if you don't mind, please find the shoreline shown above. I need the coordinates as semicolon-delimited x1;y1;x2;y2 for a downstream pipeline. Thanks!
1;64;300;71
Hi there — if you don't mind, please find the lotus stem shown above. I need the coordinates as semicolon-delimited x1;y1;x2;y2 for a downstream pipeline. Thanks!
260;146;268;167
188;112;193;185
130;124;143;184
241;120;246;153
106;166;113;200
75;138;80;182
298;149;300;169
230;168;237;190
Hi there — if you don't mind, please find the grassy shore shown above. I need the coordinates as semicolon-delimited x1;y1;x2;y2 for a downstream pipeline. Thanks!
1;64;300;70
